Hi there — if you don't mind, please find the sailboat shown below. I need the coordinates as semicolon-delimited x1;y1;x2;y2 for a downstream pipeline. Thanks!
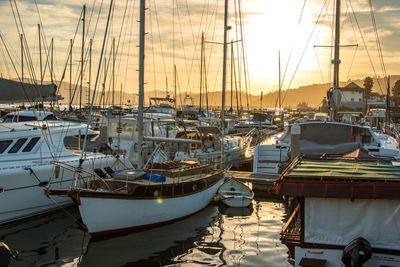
48;0;225;234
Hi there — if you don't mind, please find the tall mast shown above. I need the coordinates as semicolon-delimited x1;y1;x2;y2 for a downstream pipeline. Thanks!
88;38;92;107
200;32;204;112
21;34;23;82
80;5;86;114
50;38;54;83
38;24;43;84
69;39;72;110
220;0;228;168
330;0;341;121
174;65;177;110
278;50;281;110
112;37;115;107
137;0;146;168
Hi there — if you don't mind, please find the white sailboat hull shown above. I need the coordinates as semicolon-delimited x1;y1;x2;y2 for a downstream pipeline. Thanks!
78;178;224;234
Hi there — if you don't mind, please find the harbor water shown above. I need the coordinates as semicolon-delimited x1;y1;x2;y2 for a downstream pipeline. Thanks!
1;197;291;266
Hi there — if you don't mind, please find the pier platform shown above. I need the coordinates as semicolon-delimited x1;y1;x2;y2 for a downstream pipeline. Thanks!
227;171;279;186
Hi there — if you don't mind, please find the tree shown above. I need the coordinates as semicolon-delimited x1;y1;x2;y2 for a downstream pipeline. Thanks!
297;102;309;111
363;77;373;99
392;80;400;97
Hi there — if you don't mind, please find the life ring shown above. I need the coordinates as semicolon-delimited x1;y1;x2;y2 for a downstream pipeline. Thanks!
367;111;373;116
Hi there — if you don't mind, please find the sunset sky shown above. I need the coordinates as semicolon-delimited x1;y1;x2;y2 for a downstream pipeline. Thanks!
0;0;399;104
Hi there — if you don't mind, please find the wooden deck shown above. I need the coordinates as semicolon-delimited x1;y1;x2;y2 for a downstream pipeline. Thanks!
227;171;279;185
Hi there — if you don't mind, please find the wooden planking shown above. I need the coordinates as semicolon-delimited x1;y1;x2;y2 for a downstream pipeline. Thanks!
228;171;279;185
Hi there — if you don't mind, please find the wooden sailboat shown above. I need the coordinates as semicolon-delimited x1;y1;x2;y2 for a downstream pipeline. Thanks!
48;0;225;235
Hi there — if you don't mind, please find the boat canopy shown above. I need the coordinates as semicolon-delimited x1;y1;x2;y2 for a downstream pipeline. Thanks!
270;155;400;199
0;78;57;103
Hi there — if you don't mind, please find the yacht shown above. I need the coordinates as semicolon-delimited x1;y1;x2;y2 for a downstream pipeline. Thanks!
253;120;400;174
0;120;131;224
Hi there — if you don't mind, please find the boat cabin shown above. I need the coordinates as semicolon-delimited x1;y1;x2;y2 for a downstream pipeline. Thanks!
272;152;400;266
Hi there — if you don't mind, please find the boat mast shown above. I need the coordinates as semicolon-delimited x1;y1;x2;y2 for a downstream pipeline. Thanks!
174;64;177;110
112;37;115;107
38;24;43;84
69;39;72;110
200;32;204;113
50;38;53;83
330;0;341;121
137;0;146;169
221;0;228;168
80;5;86;114
88;38;92;107
21;34;23;83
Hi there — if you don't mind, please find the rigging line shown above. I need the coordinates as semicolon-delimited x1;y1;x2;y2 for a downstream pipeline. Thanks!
282;0;328;105
182;0;209;95
345;3;359;82
314;48;326;89
233;0;242;111
151;0;168;86
237;0;249;110
0;37;12;78
281;0;307;94
175;0;193;97
368;0;386;93
148;1;157;97
121;0;136;95
81;0;114;166
10;0;38;87
109;0;130;95
349;1;383;95
56;9;82;97
205;0;220;95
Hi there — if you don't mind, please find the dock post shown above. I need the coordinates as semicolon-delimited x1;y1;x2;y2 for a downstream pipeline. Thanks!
290;123;301;159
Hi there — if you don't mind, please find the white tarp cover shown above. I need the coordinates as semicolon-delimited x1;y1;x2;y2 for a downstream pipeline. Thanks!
305;198;400;250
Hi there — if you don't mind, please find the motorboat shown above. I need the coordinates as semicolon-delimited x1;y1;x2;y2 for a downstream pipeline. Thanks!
0;120;131;224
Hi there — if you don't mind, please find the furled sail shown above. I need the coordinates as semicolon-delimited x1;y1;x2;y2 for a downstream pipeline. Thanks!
0;78;57;103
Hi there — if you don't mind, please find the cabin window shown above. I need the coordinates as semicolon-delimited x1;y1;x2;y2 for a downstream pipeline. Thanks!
8;138;28;153
18;116;38;122
22;137;40;152
44;114;57;120
0;140;13;153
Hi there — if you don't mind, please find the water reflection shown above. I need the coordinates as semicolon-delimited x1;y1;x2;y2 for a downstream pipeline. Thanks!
1;199;291;266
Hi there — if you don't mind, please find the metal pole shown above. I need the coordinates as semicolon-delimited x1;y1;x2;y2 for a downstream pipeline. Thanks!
21;34;23;82
137;0;146;169
50;38;54;83
80;5;86;114
69;39;72;110
221;0;228;169
88;38;92;107
38;24;43;84
331;0;341;121
112;37;115;107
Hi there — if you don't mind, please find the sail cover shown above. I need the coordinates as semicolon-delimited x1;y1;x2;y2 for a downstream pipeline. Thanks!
0;78;57;103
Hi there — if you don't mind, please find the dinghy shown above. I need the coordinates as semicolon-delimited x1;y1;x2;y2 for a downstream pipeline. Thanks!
218;177;253;207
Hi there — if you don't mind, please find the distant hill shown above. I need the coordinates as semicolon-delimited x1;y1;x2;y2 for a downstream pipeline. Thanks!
34;75;400;109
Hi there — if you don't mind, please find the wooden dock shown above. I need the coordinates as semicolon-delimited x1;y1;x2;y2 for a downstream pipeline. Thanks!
227;171;279;186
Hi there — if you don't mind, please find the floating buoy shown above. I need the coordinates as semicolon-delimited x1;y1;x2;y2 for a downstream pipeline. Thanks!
0;242;11;267
213;195;220;202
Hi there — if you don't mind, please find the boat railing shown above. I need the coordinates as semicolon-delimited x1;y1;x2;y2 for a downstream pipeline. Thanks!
280;204;301;247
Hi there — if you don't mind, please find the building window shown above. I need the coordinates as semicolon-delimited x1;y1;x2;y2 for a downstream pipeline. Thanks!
351;98;354;101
